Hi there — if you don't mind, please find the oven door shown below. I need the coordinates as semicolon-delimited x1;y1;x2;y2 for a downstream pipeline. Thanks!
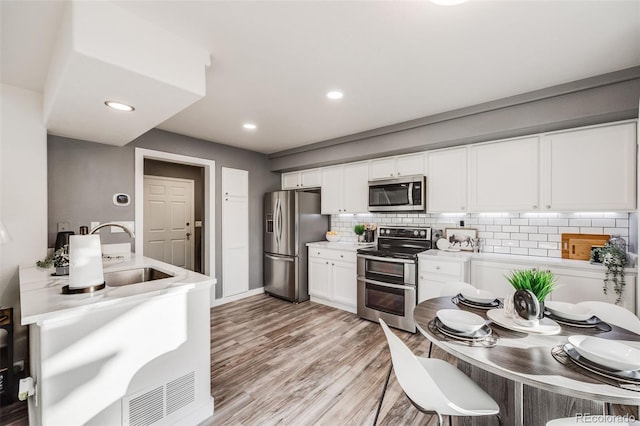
358;254;416;285
357;278;417;333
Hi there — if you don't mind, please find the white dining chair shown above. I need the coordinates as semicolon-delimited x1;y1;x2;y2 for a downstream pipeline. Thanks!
374;318;502;426
547;416;638;425
576;301;640;334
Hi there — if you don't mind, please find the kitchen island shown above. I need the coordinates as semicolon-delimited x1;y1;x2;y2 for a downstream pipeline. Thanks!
19;254;215;426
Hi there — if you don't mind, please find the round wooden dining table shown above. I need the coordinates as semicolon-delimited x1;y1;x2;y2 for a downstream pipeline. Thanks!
414;297;640;426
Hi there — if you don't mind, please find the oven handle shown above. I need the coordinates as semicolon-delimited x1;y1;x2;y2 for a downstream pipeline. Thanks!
357;254;415;264
362;278;416;291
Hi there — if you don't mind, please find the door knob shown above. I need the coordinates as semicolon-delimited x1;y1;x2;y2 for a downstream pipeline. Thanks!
186;232;192;240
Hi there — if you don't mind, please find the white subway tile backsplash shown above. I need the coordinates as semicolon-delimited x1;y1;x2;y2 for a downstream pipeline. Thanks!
519;226;537;233
329;212;631;260
580;227;604;234
510;233;528;240
548;218;569;227
592;219;616;227
529;248;548;257
538;226;558;234
569;219;591;227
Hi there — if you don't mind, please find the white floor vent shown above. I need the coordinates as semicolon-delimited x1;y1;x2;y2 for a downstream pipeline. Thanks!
124;372;196;426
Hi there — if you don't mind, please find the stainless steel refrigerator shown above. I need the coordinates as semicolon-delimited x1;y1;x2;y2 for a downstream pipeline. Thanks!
264;191;329;302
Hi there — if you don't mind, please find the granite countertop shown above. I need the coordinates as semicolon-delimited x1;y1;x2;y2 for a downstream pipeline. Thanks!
19;253;215;325
306;241;375;251
419;249;637;273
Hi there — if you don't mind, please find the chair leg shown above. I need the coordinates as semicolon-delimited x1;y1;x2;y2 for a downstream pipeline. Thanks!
605;402;613;415
373;363;393;426
496;413;503;426
448;415;452;426
428;342;433;358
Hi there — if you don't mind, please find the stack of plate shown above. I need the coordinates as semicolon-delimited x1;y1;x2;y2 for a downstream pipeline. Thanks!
456;288;500;309
564;335;640;382
435;309;492;341
545;301;602;328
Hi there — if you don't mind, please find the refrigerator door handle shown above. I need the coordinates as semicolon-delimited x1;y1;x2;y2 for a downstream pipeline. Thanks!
274;197;280;248
277;198;283;246
265;254;294;262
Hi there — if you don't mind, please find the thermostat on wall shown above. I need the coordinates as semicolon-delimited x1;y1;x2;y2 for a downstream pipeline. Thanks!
113;193;131;206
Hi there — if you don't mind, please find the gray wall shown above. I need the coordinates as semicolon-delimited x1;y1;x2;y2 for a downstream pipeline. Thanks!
48;129;281;299
269;67;640;171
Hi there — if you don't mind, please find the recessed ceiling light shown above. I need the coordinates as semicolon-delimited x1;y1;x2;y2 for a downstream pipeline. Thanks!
326;91;344;100
243;123;257;130
104;101;135;111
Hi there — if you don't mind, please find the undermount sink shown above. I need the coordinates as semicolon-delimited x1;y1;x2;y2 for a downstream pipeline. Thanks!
104;267;173;287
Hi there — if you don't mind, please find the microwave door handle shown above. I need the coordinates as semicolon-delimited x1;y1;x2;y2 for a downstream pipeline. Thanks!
408;182;415;205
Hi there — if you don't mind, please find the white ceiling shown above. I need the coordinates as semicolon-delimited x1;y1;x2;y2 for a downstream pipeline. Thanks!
2;1;640;154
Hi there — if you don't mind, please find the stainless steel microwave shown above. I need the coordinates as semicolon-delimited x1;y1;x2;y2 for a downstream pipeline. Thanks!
368;175;426;212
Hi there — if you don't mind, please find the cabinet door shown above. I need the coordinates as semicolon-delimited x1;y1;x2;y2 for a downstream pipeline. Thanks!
549;267;636;314
471;261;528;298
541;121;637;211
369;157;396;180
222;167;249;197
308;257;332;299
343;162;369;214
281;172;300;190
321;166;344;214
396;153;425;177
470;137;540;212
427;147;468;213
222;196;249;297
418;275;451;304
300;169;321;188
331;260;357;307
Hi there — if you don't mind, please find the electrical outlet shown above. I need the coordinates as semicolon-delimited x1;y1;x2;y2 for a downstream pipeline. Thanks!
109;221;134;234
57;222;70;232
90;222;100;232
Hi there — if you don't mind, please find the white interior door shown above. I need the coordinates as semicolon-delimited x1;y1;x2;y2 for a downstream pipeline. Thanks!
144;176;195;270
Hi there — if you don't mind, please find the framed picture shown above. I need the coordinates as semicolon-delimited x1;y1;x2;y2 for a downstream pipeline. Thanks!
445;228;477;251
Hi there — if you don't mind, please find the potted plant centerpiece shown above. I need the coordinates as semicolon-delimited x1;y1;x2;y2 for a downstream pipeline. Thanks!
505;269;556;319
354;224;365;243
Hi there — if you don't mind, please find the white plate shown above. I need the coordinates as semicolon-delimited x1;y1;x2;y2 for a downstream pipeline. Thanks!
460;288;496;304
486;309;561;335
545;301;594;322
436;238;450;250
436;309;485;333
568;335;640;371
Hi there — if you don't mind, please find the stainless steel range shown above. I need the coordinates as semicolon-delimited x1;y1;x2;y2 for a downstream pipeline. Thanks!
356;226;431;333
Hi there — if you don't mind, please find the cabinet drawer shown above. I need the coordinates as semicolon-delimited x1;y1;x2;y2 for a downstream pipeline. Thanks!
419;261;462;276
309;248;356;263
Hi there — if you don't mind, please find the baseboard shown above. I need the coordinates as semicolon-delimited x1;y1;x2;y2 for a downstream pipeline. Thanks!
212;287;265;306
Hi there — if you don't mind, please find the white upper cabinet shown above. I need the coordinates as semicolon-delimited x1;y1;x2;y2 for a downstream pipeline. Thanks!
469;136;540;212
321;162;369;214
540;121;637;211
369;153;425;180
222;167;249;197
427;147;467;213
281;168;321;190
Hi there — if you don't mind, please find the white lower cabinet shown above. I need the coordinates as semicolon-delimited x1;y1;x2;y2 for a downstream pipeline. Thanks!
308;246;357;313
418;254;470;303
471;259;638;314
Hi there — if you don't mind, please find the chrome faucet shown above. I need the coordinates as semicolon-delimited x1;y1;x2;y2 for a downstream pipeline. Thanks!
90;222;136;238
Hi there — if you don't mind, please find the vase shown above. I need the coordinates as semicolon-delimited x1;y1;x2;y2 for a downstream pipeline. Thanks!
55;266;69;276
357;234;365;243
538;300;545;319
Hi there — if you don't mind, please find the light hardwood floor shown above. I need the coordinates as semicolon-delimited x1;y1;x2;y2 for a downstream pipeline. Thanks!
0;293;457;425
204;293;453;425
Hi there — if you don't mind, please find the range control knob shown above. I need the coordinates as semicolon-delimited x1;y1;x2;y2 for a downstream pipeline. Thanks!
420;230;426;236
385;229;390;235
413;230;419;236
